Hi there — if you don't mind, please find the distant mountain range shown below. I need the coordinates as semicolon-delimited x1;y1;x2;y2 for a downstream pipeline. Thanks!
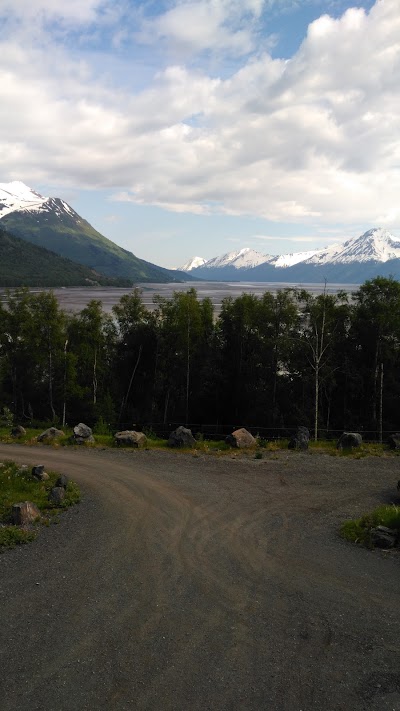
0;182;194;285
178;228;400;283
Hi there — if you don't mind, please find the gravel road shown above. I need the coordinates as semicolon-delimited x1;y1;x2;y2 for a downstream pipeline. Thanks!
0;444;399;711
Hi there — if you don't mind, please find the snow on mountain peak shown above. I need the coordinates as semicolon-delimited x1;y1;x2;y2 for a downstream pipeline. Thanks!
178;256;207;271
306;227;400;266
0;181;47;218
204;248;272;270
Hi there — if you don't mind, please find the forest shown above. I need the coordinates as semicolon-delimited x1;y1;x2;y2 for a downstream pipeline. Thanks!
0;276;399;442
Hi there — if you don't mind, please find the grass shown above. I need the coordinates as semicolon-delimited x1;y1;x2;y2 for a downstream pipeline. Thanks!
341;504;400;547
0;426;396;459
0;460;81;551
0;526;36;549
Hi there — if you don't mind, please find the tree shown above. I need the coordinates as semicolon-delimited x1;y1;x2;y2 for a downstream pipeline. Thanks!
351;277;400;438
294;284;350;441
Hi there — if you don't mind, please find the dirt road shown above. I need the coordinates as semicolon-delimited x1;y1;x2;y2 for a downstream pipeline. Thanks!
0;445;399;711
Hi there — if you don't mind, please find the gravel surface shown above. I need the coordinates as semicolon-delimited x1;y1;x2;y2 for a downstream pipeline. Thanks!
0;444;399;711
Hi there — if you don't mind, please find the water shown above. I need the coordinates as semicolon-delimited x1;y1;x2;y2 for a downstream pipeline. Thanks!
0;281;361;314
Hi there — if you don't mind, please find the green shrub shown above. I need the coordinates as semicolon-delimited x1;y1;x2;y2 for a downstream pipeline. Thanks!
341;504;400;546
0;526;36;550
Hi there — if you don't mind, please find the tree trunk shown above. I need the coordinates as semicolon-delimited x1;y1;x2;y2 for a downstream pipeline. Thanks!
93;348;97;405
379;361;384;443
314;362;319;442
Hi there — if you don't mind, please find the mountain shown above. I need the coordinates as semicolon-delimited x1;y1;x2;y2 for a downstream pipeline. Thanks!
0;226;132;287
179;256;207;271
0;182;194;284
180;229;400;283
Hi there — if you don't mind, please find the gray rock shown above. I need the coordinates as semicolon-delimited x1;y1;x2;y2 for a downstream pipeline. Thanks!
48;487;65;505
31;465;49;481
387;433;400;450
12;501;40;526
288;426;310;450
115;430;147;448
226;428;256;449
11;425;26;438
168;426;196;448
37;427;64;442
73;422;94;445
337;432;362;449
55;475;68;489
371;525;398;549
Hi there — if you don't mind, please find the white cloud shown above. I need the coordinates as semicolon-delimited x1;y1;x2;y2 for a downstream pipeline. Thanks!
0;0;399;231
137;0;265;56
0;0;112;25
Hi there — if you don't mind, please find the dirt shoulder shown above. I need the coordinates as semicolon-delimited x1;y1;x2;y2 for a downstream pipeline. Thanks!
0;444;399;711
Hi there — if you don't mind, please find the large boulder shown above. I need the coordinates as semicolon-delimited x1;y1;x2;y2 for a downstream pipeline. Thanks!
115;430;147;448
12;501;40;526
11;425;26;438
337;432;362;450
48;487;65;505
388;433;400;450
73;423;94;445
56;475;68;489
288;426;310;451
226;428;256;449
168;426;196;448
31;465;49;482
37;427;64;442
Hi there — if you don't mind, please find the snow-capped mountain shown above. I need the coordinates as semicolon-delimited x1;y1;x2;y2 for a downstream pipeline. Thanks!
202;248;273;270
0;181;80;222
0;181;194;284
305;228;400;265
271;249;320;268
181;229;400;283
179;256;207;271
0;181;48;217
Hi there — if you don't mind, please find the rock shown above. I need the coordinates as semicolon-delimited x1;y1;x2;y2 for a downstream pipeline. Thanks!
73;423;94;445
371;525;398;549
55;475;68;489
37;427;64;442
11;425;26;438
168;426;196;448
31;465;49;481
337;432;362;449
48;487;65;505
225;428;256;448
288;426;310;450
387;433;400;450
114;430;147;448
12;501;40;526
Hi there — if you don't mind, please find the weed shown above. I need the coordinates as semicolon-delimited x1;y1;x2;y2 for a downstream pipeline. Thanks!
0;526;36;550
0;461;81;552
341;504;400;547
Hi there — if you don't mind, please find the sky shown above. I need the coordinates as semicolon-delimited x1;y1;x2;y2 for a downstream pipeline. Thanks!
1;0;399;268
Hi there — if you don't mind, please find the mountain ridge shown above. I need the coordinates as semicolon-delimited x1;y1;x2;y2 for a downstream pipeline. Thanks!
178;228;400;283
0;182;195;284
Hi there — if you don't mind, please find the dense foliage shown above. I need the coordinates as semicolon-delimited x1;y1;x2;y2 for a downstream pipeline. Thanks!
1;278;399;440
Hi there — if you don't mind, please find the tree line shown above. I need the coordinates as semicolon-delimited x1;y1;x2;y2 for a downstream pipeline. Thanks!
0;277;399;440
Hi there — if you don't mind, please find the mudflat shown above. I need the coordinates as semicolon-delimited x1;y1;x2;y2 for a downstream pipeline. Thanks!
0;444;399;711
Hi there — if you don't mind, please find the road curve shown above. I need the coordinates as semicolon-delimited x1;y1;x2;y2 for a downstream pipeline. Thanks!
0;444;399;711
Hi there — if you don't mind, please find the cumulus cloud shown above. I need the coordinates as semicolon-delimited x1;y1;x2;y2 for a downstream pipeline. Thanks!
0;0;399;229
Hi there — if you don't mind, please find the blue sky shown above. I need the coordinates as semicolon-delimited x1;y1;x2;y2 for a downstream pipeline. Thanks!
1;0;398;267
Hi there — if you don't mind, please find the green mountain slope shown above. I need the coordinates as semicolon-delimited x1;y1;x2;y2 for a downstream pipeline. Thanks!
1;198;193;283
0;227;132;287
